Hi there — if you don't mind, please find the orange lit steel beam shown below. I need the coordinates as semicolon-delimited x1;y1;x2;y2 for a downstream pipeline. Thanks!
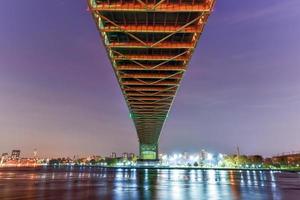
117;65;186;71
124;86;177;92
127;96;168;101
135;121;164;124
120;73;182;79
135;117;166;121
135;124;164;126
134;111;168;114
122;80;179;86
128;96;174;105
135;118;162;122
136;128;162;130
111;49;189;70
130;105;170;108
148;71;184;85
134;120;165;123
137;89;176;97
135;127;162;130
132;108;169;112
130;105;172;109
133;111;169;115
136;132;159;135
126;97;171;105
128;101;171;105
126;90;176;96
148;50;190;70
130;106;170;111
133;115;167;118
131;103;172;109
134;113;168;117
125;89;176;97
91;2;214;13
125;90;174;98
111;50;148;69
127;93;175;97
134;112;167;116
124;85;177;96
150;15;204;48
124;87;174;92
113;54;189;61
101;25;202;33
96;13;147;46
129;105;170;111
150;0;167;10
108;42;194;49
136;0;148;8
130;105;170;109
147;96;174;104
134;118;166;121
133;115;167;119
135;126;163;129
135;117;166;120
100;14;204;49
120;70;183;86
135;120;164;123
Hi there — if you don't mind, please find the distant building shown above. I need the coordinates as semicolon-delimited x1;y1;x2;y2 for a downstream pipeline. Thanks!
200;149;208;160
111;152;117;158
11;150;21;160
1;153;9;164
33;149;38;159
272;153;300;165
122;153;128;160
129;153;135;159
183;152;188;160
1;153;8;158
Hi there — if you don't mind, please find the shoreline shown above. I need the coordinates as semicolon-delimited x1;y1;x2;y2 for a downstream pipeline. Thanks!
0;165;299;172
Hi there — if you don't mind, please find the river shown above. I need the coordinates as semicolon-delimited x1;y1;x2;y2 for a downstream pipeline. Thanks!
0;167;299;199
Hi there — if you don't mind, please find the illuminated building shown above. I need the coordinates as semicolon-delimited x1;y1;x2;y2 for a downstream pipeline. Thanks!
129;153;135;159
111;152;117;158
88;0;215;160
122;152;128;159
33;148;38;159
11;150;21;160
1;153;9;165
272;152;300;166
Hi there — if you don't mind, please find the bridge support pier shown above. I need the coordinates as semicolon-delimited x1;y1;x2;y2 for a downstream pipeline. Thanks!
139;143;158;161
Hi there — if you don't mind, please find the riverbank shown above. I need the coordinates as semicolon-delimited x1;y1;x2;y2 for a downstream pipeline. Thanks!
1;165;300;172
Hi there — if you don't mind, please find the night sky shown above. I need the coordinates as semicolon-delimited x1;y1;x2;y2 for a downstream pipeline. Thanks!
1;0;300;158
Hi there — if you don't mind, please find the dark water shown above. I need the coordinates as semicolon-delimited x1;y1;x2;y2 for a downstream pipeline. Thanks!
0;167;300;200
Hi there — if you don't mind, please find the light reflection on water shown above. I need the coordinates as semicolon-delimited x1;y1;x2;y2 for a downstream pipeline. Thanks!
0;167;299;200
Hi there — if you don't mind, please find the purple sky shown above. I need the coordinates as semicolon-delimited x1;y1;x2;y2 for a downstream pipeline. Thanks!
1;0;300;158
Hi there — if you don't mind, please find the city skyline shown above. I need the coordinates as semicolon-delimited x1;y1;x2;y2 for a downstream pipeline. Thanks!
1;0;300;158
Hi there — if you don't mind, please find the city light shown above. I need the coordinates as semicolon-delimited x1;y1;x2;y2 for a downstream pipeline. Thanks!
207;153;213;161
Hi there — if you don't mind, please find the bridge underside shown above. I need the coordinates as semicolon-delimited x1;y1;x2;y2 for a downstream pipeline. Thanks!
88;0;215;160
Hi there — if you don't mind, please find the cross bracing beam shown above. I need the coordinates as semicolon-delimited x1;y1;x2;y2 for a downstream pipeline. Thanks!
113;54;189;61
109;42;194;49
117;65;186;71
102;25;202;33
122;80;179;86
120;73;182;79
130;101;170;106
126;96;171;101
91;1;214;13
88;0;215;160
124;86;177;91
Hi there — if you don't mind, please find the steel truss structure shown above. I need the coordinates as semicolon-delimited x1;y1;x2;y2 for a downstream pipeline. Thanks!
88;0;215;160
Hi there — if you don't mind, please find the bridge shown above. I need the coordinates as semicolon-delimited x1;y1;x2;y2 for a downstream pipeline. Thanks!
88;0;215;160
